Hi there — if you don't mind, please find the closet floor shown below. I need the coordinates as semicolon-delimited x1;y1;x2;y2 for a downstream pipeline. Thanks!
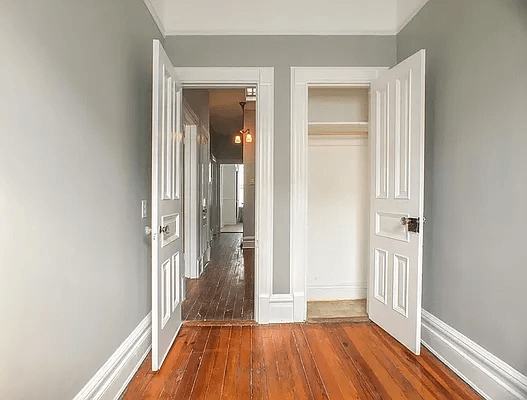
307;299;368;322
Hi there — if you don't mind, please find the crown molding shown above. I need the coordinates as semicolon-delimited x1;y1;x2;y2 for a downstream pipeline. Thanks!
143;0;166;37
397;0;429;34
164;29;397;36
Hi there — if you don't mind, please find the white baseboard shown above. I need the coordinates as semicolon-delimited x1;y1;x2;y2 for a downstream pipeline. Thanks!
258;294;270;324
422;310;527;400
306;283;367;301
293;291;306;322
267;294;294;323
73;313;152;400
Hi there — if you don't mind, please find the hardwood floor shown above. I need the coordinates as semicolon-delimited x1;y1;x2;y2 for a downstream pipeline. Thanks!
183;233;254;321
122;322;481;399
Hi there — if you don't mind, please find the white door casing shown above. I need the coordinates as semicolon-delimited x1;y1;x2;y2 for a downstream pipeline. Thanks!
175;67;274;324
290;67;387;322
183;104;200;279
368;49;426;354
151;39;185;371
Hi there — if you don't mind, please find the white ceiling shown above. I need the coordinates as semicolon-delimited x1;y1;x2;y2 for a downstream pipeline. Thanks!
143;0;428;36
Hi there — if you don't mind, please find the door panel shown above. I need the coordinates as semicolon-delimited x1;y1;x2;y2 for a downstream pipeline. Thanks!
151;39;185;371
368;49;425;355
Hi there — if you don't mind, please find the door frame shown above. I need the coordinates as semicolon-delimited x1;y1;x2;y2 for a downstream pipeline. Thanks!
176;67;274;324
290;67;387;322
183;101;200;279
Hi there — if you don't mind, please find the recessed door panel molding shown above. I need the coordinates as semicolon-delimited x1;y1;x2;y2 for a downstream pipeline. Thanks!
393;254;409;317
161;213;180;247
171;252;180;311
162;67;173;201
375;212;409;242
172;88;182;200
394;71;411;200
161;259;171;328
375;87;389;199
374;248;388;304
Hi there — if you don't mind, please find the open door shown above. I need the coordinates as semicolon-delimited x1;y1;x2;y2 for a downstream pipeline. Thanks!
151;39;185;370
199;135;211;272
368;50;426;354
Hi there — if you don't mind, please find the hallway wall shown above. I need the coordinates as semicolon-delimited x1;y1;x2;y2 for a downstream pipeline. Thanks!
164;35;397;293
0;1;161;398
398;0;527;375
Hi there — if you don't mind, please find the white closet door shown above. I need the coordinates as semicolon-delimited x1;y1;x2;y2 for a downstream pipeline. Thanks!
368;49;426;354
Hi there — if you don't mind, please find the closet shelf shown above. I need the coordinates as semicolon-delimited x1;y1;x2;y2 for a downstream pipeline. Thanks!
308;121;368;135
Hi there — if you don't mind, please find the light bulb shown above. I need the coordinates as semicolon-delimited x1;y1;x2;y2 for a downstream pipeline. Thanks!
234;134;242;144
245;132;253;143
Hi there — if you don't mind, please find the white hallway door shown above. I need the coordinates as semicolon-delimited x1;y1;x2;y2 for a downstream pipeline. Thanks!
368;49;426;354
199;135;211;270
151;39;185;371
220;164;237;227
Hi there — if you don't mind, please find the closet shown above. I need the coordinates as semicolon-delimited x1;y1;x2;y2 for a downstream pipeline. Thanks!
306;87;370;321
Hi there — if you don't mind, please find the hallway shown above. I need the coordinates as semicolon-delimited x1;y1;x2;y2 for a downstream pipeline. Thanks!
183;233;254;321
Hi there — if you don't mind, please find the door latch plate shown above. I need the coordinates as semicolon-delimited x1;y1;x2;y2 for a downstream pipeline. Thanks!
407;218;419;233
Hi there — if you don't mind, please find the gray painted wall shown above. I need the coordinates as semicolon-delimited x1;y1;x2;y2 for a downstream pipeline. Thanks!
164;36;397;293
210;125;243;163
0;1;161;399
398;0;527;375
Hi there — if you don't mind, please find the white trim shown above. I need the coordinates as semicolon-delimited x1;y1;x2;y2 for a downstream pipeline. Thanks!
142;0;166;37
73;313;152;400
290;67;388;323
308;135;368;147
175;67;274;325
397;0;429;34
422;310;527;400
268;294;294;323
164;29;398;36
306;283;367;300
183;115;199;279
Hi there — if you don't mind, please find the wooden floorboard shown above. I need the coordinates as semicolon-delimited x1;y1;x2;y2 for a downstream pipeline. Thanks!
183;233;254;322
122;322;481;400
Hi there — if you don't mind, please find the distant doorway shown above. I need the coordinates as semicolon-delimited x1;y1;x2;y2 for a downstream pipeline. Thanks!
220;164;244;234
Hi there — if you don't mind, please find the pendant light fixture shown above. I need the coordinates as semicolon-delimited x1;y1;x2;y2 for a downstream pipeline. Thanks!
234;101;252;144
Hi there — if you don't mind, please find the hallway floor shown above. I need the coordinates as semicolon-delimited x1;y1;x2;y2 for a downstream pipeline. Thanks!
122;321;480;399
183;233;254;321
